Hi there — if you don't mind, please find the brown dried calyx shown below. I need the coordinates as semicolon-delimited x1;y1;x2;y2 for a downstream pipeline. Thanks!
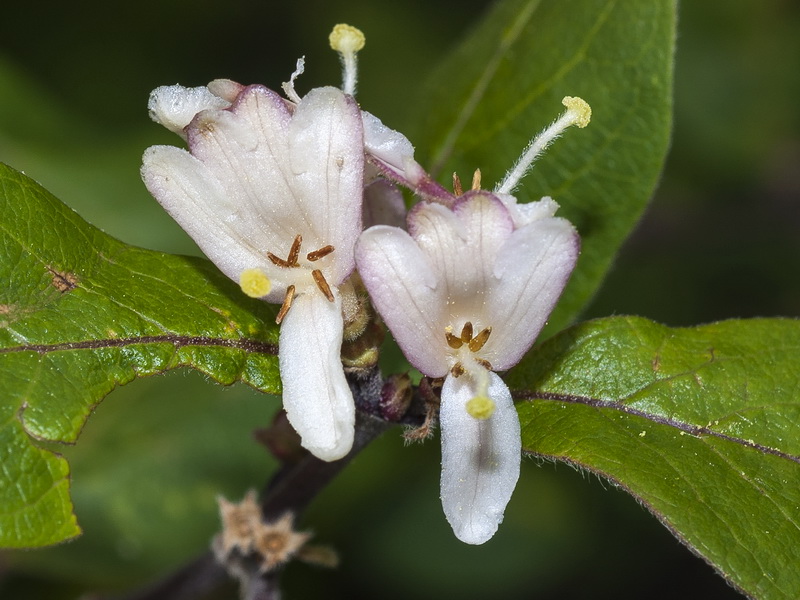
213;490;338;573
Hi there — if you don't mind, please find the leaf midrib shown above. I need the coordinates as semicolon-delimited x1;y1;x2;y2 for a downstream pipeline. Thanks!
514;389;800;464
0;335;278;356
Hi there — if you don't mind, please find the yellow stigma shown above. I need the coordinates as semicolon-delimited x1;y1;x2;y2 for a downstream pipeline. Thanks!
562;96;592;128
329;24;365;54
466;395;496;420
239;269;271;298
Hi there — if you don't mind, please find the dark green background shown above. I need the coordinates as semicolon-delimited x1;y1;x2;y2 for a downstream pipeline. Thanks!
1;1;798;598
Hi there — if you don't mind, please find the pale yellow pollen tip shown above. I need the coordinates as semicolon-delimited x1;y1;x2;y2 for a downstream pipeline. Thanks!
239;268;271;298
466;395;496;420
562;96;591;128
329;24;365;54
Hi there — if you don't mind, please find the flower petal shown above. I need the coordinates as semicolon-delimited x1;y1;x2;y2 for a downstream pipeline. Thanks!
141;145;286;301
279;291;355;461
148;85;231;137
362;110;454;203
494;193;560;228
408;194;513;327
355;225;449;377
486;216;579;370
440;371;521;545
361;110;416;178
184;85;297;255
288;86;364;284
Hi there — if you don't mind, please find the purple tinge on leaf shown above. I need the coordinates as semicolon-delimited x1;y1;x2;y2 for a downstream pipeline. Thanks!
355;192;579;543
141;82;366;462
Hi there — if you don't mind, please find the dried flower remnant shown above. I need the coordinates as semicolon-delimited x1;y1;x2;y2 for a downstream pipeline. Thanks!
253;513;313;573
214;492;317;574
217;490;262;556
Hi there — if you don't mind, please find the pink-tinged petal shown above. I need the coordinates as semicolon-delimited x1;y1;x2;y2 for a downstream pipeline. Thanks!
362;110;454;204
141;145;285;302
184;86;298;251
408;194;513;325
207;79;245;103
148;85;231;137
355;226;450;377
495;193;560;228
279;291;354;461
288;87;364;284
440;371;521;545
485;217;579;370
362;180;407;229
361;110;415;176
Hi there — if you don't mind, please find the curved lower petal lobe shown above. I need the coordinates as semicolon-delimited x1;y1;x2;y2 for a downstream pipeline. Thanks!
356;226;449;377
279;291;354;462
440;371;521;545
141;145;271;284
486;217;579;370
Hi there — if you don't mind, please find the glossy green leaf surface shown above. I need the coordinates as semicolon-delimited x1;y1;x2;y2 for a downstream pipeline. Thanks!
8;372;279;587
408;0;676;335
0;164;281;548
510;316;800;600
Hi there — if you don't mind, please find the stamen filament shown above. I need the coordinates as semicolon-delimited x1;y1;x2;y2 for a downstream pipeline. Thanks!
276;285;296;324
312;269;335;302
281;57;305;104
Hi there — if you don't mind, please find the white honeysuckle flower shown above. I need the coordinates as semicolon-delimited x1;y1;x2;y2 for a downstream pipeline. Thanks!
355;94;591;543
355;192;580;544
142;81;365;462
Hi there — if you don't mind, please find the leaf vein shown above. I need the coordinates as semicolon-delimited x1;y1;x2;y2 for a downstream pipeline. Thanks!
514;390;800;464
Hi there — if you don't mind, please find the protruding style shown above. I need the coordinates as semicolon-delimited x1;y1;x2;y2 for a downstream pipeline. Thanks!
496;96;592;194
329;23;366;96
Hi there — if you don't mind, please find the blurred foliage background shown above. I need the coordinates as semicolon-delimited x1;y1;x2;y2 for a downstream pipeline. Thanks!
0;1;798;599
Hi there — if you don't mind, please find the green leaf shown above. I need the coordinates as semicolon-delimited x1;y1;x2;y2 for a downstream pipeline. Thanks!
509;316;800;600
408;0;676;335
7;372;279;588
0;163;281;548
